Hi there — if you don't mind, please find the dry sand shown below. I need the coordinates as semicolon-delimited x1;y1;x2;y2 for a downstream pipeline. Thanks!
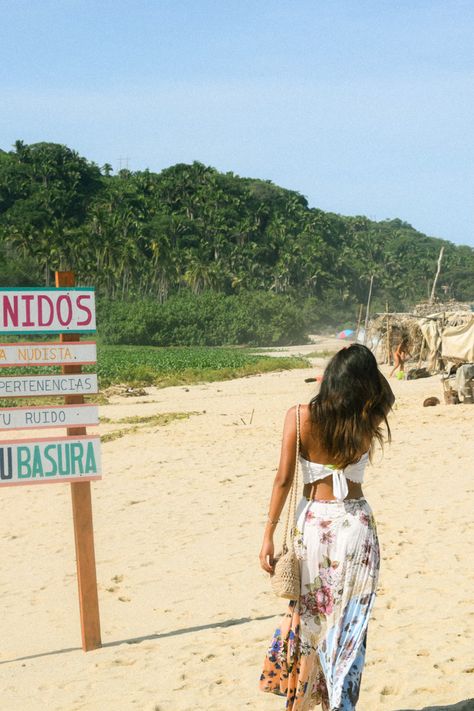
0;345;473;711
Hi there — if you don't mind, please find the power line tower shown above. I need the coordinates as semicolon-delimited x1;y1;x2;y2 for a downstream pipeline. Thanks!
117;156;131;172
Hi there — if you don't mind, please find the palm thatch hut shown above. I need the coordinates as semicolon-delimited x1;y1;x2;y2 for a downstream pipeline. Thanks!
365;312;423;366
366;301;474;373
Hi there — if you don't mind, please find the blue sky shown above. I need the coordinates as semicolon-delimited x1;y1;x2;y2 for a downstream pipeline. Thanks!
1;0;473;246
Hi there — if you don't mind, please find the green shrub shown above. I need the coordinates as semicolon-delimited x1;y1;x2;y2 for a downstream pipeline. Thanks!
97;291;310;346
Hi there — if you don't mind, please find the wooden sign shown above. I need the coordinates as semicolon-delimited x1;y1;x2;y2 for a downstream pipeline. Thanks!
0;341;97;367
0;436;101;486
0;287;96;333
0;404;99;430
0;373;98;397
1;272;102;652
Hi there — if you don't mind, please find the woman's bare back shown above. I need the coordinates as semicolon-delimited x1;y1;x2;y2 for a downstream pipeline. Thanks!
298;404;367;501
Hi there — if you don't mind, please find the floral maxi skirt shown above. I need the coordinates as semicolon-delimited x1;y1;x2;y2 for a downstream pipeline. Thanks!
259;496;380;711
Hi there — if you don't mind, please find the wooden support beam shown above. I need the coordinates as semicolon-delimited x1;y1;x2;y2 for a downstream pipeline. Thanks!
355;303;363;342
55;271;101;652
363;275;374;346
429;246;444;304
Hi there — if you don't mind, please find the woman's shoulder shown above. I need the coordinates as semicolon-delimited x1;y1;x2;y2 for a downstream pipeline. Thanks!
283;403;311;425
284;404;312;435
286;403;311;417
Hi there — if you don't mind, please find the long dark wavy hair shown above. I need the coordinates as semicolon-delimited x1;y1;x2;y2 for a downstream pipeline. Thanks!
309;343;394;469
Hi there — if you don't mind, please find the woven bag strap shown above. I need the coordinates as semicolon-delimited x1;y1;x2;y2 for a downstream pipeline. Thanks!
282;404;300;546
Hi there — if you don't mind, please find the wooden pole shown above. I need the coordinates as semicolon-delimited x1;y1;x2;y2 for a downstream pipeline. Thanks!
385;302;391;365
355;304;363;341
429;246;444;304
417;335;426;368
55;271;101;652
363;275;374;346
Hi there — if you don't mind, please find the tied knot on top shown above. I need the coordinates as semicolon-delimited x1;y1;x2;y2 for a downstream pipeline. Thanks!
329;467;349;501
299;453;368;502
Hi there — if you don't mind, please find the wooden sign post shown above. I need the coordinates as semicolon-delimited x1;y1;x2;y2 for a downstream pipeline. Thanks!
0;274;101;652
55;270;101;652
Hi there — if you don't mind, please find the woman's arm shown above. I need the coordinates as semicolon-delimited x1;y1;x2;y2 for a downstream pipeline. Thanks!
259;406;297;574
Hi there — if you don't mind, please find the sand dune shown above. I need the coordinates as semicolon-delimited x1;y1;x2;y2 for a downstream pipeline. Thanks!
0;356;473;710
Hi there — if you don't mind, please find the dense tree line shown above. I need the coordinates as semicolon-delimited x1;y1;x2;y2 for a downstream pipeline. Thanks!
1;141;473;343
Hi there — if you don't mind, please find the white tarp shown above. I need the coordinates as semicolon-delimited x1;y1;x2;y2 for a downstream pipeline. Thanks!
418;312;474;366
418;318;441;354
441;315;474;362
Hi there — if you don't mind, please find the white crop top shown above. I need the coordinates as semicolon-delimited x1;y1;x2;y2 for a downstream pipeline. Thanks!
299;452;369;501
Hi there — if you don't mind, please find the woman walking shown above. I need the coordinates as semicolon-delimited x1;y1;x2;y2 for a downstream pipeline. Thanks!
259;344;394;710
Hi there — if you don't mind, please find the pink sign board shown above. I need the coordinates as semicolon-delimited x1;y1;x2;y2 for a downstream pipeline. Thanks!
0;373;98;397
0;404;99;430
0;341;97;367
0;436;102;486
0;288;96;334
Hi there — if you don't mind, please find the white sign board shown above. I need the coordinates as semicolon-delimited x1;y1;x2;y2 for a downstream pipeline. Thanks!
0;288;96;334
0;374;98;398
0;341;97;367
0;436;101;486
0;404;99;430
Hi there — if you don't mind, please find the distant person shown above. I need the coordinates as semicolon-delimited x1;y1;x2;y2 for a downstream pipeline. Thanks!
259;344;395;710
389;337;411;377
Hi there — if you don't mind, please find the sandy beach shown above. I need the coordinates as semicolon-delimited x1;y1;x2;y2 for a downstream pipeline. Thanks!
0;346;473;711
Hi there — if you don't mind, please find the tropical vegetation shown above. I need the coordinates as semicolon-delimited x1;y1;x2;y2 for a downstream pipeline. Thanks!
1;140;473;345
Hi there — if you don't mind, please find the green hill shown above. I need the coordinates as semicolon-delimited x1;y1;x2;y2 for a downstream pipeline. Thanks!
1;141;473;345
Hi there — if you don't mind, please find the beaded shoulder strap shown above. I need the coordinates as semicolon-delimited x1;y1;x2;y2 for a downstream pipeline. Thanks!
282;404;300;546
